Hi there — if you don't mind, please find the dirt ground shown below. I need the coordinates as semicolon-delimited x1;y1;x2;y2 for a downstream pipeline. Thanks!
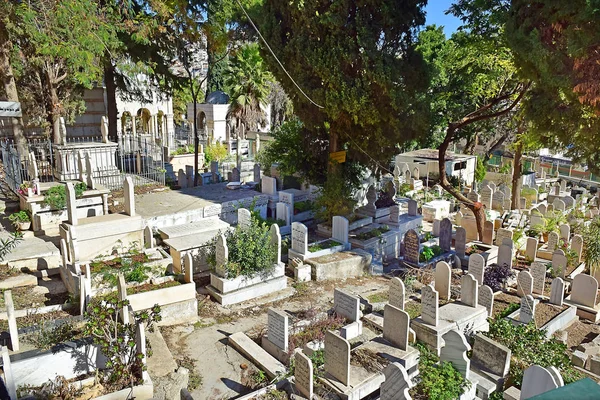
492;292;521;320
156;275;391;400
564;320;600;350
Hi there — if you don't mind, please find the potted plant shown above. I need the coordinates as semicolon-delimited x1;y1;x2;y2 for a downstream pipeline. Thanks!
8;210;31;231
533;211;566;242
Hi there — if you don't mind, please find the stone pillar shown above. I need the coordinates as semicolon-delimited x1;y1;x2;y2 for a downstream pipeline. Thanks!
1;346;17;399
4;291;19;351
123;176;135;216
131;116;137;136
65;182;78;226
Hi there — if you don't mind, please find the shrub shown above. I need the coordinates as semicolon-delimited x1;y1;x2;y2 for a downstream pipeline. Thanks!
204;142;228;164
475;157;486;183
483;263;515;292
312;165;357;223
204;217;277;279
43;182;87;210
420;246;435;262
171;144;195;155
0;232;23;261
8;210;30;225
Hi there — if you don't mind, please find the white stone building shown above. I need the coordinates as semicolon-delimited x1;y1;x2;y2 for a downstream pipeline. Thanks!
395;148;477;187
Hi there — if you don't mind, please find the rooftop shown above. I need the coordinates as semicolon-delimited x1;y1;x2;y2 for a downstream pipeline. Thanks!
397;148;476;161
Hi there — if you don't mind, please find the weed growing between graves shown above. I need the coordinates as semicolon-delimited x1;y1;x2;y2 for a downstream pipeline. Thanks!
483;263;515;292
419;245;442;262
355;225;390;241
255;389;288;400
410;342;470;400
125;280;181;295
23;320;82;350
308;239;342;253
17;376;83;399
177;355;203;391
404;301;422;320
204;217;277;279
499;303;520;319
485;317;581;387
242;368;269;390
367;291;389;304
351;348;390;373
287;315;345;354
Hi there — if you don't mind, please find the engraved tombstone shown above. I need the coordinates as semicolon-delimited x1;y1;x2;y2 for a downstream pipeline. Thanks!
439;218;452;253
478;285;494;316
435;261;451;301
461;273;479;307
421;285;439;326
468;254;486;286
403;229;420;264
389;277;405;310
324;331;351;386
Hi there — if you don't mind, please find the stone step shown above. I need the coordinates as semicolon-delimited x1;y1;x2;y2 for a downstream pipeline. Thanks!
0;275;38;290
228;332;285;379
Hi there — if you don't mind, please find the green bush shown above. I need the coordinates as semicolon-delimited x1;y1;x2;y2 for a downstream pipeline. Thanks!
475;157;487;182
313;164;358;223
8;210;30;224
171;145;195;155
204;142;228;164
204;217;277;279
43;182;87;210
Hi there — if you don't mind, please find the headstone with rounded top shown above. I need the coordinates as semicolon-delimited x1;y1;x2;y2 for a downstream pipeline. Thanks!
440;330;471;379
455;227;467;258
389;277;405;310
550;277;565;306
461;274;478;307
571;274;598;308
531;262;546;295
439;218;452;253
435;261;451;301
380;362;412;400
478;285;494;316
520;294;536;324
517;270;534;297
421;285;439;326
468;254;485;286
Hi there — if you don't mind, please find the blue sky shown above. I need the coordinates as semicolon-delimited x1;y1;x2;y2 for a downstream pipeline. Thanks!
424;0;461;36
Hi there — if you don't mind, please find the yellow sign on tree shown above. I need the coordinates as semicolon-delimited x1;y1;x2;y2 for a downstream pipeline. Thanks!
329;150;347;164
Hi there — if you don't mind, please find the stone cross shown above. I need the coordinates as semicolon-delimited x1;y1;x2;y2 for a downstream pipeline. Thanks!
435;261;451;301
461;274;479;307
383;304;410;351
421;285;439;326
389;277;405;310
380;362;412;400
440;330;471;380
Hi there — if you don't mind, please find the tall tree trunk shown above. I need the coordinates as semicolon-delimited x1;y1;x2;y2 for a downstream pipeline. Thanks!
192;79;199;187
0;21;27;158
439;126;485;240
464;133;478;155
104;61;118;141
511;141;523;210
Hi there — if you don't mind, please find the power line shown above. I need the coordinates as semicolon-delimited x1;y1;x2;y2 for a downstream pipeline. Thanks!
234;0;324;109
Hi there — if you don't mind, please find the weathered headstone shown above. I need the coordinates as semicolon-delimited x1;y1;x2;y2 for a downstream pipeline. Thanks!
324;330;350;386
468;254;486;286
271;224;282;265
455;227;467;258
408;199;418;216
186;165;195;187
571;274;598;308
483;221;494;245
332;216;349;244
497;243;513;269
571;234;583;264
549;277;565;306
439;218;452;253
267;308;289;351
531;262;546;295
552;251;568;279
237;208;252;230
520;294;536;324
380;362;412;400
295;351;313;399
253;163;261;183
390;205;400;223
383;304;410;351
144;226;154;249
432;219;441;236
461;273;479;307
526;237;538;261
553;198;566;212
435;261;451;301
334;288;360;322
521;365;563;399
547;232;559;252
231;167;240;182
421;285;439;326
495;228;513;247
517;270;534;297
559;224;570;242
215;234;228;277
478;285;494;316
468;191;480;203
389;277;405;310
261;176;277;195
455;210;463;226
291;222;308;255
481;185;493;210
493;190;505;212
440;330;471;379
403;229;420;264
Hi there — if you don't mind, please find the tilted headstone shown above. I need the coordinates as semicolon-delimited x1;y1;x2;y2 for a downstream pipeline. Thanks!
526;237;538;261
270;224;282;265
478;285;494;316
295;351;313;399
332;216;349;244
389;277;405;310
517;270;534;297
468;254;486;286
531;262;546;295
383;304;410;351
483;221;494;245
571;234;583;264
403;229;420;264
563;195;575;209
237;208;252;230
435;261;451;301
440;330;471;379
267;308;288;351
461;273;479;307
324;330;350;386
421;285;439;326
334;288;360;322
380;362;412;400
455;227;466;258
521;365;563;399
520;294;536;324
549;277;565;306
215;234;228;277
439;218;452;253
571;274;598;308
291;222;308;255
547;232;559;252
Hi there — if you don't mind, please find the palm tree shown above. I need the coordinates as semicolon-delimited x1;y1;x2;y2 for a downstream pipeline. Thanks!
224;43;273;138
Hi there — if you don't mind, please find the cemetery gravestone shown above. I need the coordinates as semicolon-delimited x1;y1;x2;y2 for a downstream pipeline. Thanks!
267;308;288;351
383;304;410;351
144;226;154;249
547;232;559;252
186;165;195;188
572;235;583;264
467;191;480;203
553;198;566;211
538;204;547;215
178;169;187;188
408;199;418;216
435;261;451;301
526;237;538;261
380;363;412;400
461;274;479;307
332;216;349;244
440;330;471;379
520;295;536;324
559;224;570;242
481;185;493;210
403;229;420;264
497;243;513;269
495;228;513;247
215;234;228;277
439;218;452;253
389;277;405;310
324;331;351;386
390;205;400;223
334;289;360;322
291;222;308;255
455;227;466;258
550;278;565;306
517;270;534;297
552;252;568;279
521;365;562;399
455;211;463;226
271;224;282;265
432;219;441;236
493;191;505;212
276;203;290;226
231;167;240;182
65;182;78;225
237;208;252;230
261;176;277;195
253;164;261;183
483;221;494;245
468;254;485;286
295;351;313;399
531;262;547;295
570;274;598;308
478;285;494;316
421;285;439;326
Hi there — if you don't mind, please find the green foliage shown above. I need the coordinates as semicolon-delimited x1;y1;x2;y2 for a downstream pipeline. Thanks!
84;297;161;390
411;342;470;400
582;217;600;276
171;145;195;156
499;303;520;319
499;164;512;174
356;226;391;241
204;142;228;165
0;232;23;262
312;164;361;223
308;240;342;253
26;321;78;350
420;245;442;262
485;317;580;387
8;210;30;225
43;183;87;210
397;183;412;197
475;157;487;182
204;217;277;279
